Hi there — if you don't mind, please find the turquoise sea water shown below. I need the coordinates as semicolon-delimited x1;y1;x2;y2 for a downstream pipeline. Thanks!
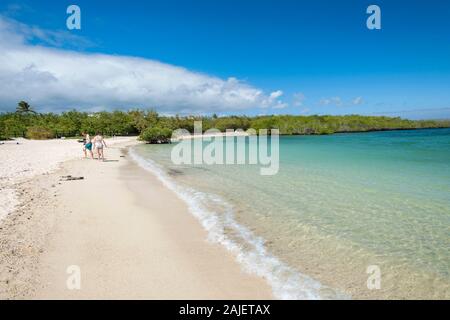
131;128;450;299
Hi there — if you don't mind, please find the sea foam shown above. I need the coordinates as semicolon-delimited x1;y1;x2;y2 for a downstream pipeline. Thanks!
129;147;348;300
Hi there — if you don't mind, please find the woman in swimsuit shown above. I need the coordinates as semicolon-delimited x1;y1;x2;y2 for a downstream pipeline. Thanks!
82;132;94;159
93;132;107;161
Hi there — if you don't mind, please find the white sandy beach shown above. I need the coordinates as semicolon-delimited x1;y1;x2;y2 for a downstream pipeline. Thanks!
0;137;137;220
0;137;271;299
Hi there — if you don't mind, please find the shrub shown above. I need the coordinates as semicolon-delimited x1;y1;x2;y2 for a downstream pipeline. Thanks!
318;127;335;135
0;124;6;140
26;126;55;140
140;126;172;144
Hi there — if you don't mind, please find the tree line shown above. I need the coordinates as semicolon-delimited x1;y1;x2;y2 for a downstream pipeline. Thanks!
1;101;449;142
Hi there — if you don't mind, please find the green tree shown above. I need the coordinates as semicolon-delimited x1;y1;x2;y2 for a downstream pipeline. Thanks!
1;109;450;141
140;126;172;144
16;101;36;114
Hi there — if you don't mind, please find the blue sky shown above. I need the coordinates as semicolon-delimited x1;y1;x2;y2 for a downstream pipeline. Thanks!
1;0;449;118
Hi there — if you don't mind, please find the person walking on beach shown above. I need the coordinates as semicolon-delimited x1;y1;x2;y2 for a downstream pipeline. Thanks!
93;132;107;161
82;132;94;159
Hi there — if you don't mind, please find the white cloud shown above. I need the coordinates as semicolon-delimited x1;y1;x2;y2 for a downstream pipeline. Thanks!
269;90;283;100
352;96;363;105
319;96;364;107
0;15;93;49
260;90;286;109
0;16;284;113
293;92;305;107
272;101;288;109
319;96;343;106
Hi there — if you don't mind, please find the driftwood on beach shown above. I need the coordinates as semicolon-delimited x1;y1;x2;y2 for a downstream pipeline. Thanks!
60;175;84;181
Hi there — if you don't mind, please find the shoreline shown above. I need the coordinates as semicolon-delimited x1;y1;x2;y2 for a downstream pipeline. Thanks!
0;139;272;299
129;146;347;300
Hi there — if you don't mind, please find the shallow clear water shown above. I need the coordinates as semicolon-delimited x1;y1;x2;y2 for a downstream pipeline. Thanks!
131;128;450;299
